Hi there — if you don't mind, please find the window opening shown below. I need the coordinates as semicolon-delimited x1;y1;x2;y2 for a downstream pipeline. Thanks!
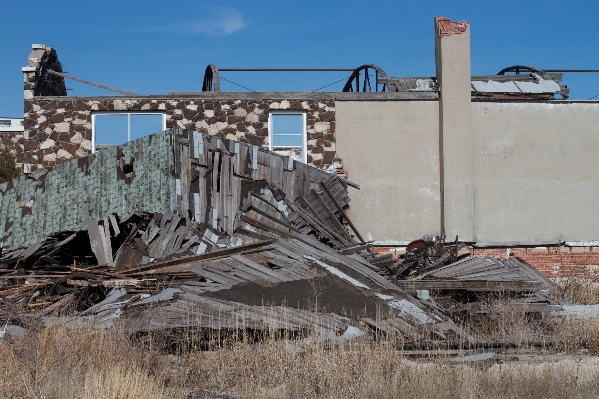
0;120;11;127
91;112;166;152
268;111;306;163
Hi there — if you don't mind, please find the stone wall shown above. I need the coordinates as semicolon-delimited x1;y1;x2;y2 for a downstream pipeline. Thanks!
0;132;24;155
20;97;336;172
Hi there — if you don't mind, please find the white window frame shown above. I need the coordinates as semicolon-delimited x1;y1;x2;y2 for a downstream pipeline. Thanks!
268;110;307;163
91;112;167;153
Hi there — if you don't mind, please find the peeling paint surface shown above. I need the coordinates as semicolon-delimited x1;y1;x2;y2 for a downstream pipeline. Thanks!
1;130;173;248
413;79;436;91
304;255;370;289
471;75;561;94
388;299;434;324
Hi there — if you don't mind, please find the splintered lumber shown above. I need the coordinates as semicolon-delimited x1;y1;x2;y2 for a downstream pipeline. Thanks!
67;278;155;287
310;188;354;243
339;241;372;255
33;293;76;317
0;127;560;343
83;204;109;265
123;240;274;276
394;279;542;291
318;181;364;242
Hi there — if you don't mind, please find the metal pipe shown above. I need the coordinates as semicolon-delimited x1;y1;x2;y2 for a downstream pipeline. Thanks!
46;70;138;96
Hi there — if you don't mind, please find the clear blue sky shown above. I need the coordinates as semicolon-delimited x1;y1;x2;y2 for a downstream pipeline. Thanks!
1;0;598;117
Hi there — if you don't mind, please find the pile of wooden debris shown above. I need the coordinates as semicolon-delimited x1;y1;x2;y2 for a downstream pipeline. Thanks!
0;132;561;346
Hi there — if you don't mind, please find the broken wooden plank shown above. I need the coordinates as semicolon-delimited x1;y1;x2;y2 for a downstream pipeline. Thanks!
318;182;364;243
310;188;354;243
82;204;108;265
394;279;542;291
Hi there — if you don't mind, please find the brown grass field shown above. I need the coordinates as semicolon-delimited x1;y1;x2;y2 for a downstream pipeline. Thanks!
1;279;599;398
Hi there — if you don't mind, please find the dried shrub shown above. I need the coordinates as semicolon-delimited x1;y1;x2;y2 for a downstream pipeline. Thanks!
557;278;599;305
0;325;177;399
466;295;599;354
2;316;599;398
0;150;21;183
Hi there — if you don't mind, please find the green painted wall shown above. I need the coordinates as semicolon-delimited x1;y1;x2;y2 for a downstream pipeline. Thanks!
1;130;174;248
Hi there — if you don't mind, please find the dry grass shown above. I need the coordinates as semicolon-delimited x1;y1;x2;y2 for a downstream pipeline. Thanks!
556;277;599;305
466;300;599;353
185;338;599;398
1;315;599;399
0;325;171;399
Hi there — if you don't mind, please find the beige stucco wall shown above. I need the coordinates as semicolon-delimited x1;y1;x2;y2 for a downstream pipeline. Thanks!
471;102;599;242
335;100;441;242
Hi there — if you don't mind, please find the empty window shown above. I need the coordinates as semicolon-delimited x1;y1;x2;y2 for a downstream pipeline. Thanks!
0;120;11;127
92;113;166;152
268;111;306;163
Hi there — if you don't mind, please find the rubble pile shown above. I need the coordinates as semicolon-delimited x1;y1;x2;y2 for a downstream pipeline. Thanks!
1;196;558;345
1;177;469;341
0;129;562;347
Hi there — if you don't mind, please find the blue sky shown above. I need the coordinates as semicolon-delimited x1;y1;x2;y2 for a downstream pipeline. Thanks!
1;0;598;117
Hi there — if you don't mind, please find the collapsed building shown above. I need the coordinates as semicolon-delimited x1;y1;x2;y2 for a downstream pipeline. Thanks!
0;128;558;343
1;16;599;280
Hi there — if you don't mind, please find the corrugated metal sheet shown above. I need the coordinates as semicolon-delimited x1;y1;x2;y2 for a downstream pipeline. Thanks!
471;73;561;94
383;73;564;97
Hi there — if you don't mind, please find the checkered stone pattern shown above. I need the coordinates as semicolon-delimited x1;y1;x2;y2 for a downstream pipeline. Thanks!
0;132;24;155
20;98;337;173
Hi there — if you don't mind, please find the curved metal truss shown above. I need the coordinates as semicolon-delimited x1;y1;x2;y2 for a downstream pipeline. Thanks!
202;64;220;92
341;64;389;92
201;64;391;92
497;65;550;79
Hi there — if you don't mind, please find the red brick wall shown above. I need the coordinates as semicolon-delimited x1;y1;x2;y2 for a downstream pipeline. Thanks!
471;246;599;279
372;245;599;279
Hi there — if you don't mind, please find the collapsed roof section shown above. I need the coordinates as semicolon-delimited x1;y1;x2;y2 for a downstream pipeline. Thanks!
380;65;569;100
0;137;557;342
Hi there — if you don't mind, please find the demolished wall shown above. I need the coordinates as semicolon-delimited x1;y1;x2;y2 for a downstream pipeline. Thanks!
11;36;599;251
0;132;24;156
1;130;174;247
1;126;347;249
0;43;61;157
